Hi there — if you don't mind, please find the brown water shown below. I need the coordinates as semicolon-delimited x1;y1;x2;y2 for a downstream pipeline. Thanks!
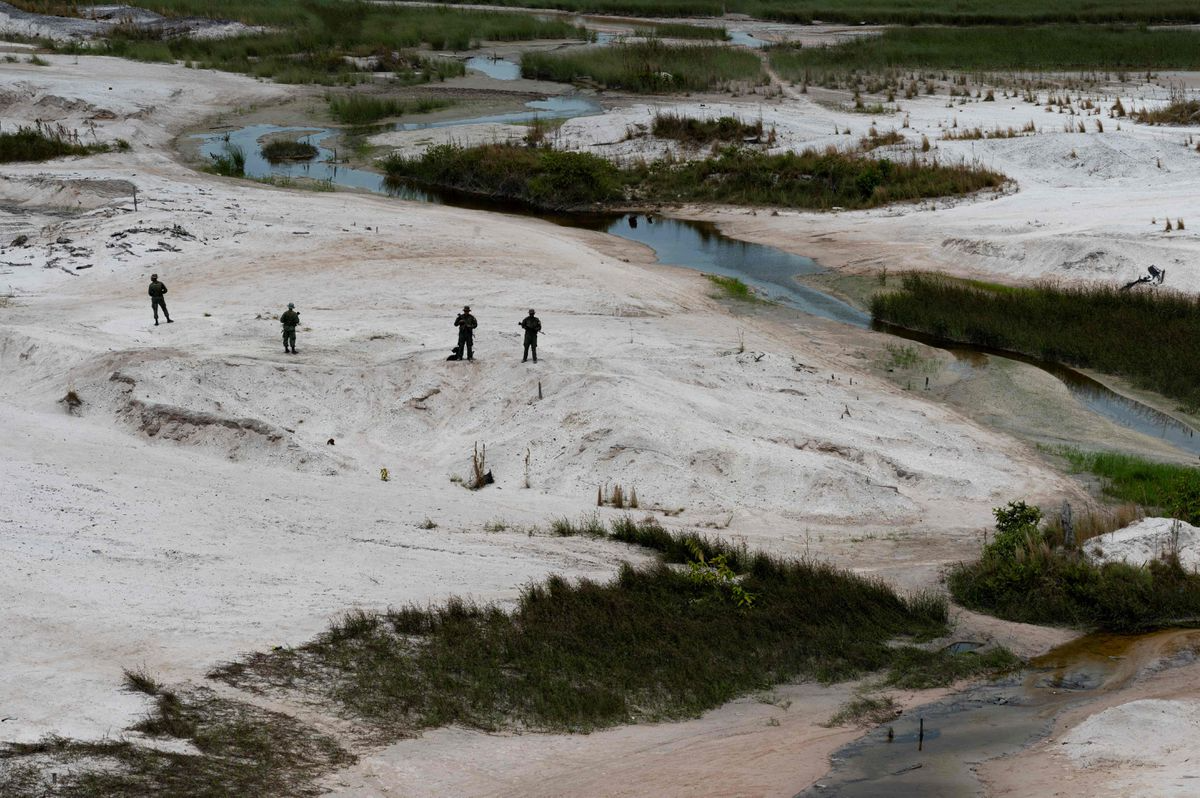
799;629;1200;797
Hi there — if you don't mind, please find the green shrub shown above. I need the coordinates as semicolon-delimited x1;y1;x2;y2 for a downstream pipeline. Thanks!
521;40;764;93
0;124;109;162
260;139;318;162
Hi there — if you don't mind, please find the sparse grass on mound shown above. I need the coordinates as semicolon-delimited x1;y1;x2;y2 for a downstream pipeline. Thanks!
652;112;764;144
261;139;318;162
383;143;1005;211
326;93;453;125
520;41;764;93
0;124;111;163
212;517;1000;736
1132;97;1200;125
1056;448;1200;525
639;22;728;40
871;274;1200;410
707;274;758;301
769;26;1200;77
0;675;352;798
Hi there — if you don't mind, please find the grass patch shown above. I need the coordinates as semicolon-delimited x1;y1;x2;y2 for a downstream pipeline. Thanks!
261;139;318;162
1132;96;1200;125
0;685;351;797
0;124;110;163
371;0;1200;25
826;694;897;726
949;500;1200;631
769;26;1200;77
207;144;246;177
638;22;728;40
520;41;764;93
383;143;1005;211
212;517;958;735
871;273;1200;410
883;645;1021;689
707;274;758;301
652;112;764;144
327;93;454;125
68;2;582;85
1056;448;1200;524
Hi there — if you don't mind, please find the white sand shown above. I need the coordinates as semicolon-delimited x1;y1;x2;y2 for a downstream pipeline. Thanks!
1087;517;1200;569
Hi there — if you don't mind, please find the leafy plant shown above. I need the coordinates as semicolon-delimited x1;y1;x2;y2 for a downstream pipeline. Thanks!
685;538;757;607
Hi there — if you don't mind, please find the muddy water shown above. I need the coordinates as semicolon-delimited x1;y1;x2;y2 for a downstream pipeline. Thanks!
190;124;1200;456
800;629;1200;797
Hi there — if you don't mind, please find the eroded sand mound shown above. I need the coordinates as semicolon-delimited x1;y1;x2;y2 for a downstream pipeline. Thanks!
1086;517;1200;570
1062;698;1200;768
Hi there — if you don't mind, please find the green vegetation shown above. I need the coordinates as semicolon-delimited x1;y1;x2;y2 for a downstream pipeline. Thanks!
214;517;964;735
66;2;582;85
383;143;1005;211
521;41;763;93
871;274;1200;410
1058;449;1200;525
383;143;624;209
0;124;111;163
707;274;758;301
769;26;1200;77
949;501;1200;632
637;22;728;40
327;93;454;125
652;112;764;144
207;144;246;177
261;139;318;162
0;673;351;797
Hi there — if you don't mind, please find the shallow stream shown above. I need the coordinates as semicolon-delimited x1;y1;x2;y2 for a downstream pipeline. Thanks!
193;123;1200;456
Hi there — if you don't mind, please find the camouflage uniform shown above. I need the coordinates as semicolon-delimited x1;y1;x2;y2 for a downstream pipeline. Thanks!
281;305;300;353
148;276;171;325
519;310;541;363
454;308;477;361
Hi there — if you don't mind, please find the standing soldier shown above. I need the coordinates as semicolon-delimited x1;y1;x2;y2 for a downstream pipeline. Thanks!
148;273;172;325
518;308;541;363
280;302;300;354
454;305;477;361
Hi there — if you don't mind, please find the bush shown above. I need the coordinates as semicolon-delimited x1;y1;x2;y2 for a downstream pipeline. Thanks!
260;139;318;162
652;112;763;144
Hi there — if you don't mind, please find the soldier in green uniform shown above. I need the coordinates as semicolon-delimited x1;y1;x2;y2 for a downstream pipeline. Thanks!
518;308;541;363
454;305;477;361
280;302;300;354
148;273;172;325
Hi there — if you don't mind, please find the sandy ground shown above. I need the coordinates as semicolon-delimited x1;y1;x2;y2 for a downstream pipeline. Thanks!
1;48;1198;797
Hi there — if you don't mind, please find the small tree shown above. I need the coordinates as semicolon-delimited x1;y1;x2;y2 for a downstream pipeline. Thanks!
987;501;1042;559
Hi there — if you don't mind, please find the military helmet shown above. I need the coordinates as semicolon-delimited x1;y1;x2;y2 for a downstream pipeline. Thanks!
288;302;295;309
151;273;158;280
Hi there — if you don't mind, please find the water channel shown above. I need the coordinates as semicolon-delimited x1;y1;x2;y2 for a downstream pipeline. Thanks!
194;122;1200;456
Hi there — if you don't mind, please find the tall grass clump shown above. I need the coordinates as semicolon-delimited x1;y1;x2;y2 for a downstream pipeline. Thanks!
638;22;728;40
948;501;1200;631
1132;96;1200;125
207;144;246;177
261;139;318;162
652;112;763;144
769;26;1200;78
0;123;109;162
521;41;763;93
383;143;624;209
213;517;982;734
327;93;453;124
871;274;1200;409
383;142;1004;212
1056;448;1200;524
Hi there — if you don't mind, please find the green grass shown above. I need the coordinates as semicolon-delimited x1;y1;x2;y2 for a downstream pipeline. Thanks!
213;517;962;735
383;143;1005;211
770;26;1200;77
261;139;318;162
1056;448;1200;524
707;274;758;301
361;0;1200;25
327;93;454;125
0;679;351;797
637;22;728;40
652;112;764;144
871;273;1200;410
520;41;764;93
0;124;111;163
63;2;581;85
207;144;246;177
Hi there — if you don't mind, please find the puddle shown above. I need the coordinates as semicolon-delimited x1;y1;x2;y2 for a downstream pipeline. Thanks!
727;29;767;48
465;54;521;80
189;125;1200;456
802;629;1200;797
